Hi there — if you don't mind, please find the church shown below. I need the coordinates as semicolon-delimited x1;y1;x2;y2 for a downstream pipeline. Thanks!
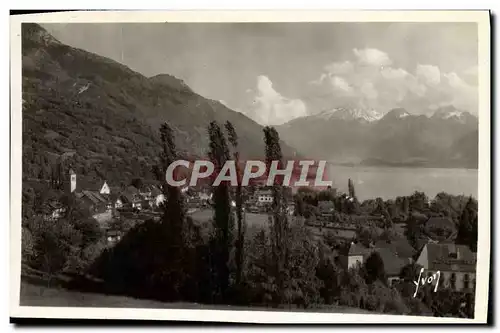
67;169;114;223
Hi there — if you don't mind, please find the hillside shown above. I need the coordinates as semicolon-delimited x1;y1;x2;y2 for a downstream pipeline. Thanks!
21;23;299;186
277;106;478;169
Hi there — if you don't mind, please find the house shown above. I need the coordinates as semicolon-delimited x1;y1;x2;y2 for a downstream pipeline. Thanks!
415;243;476;292
347;241;410;286
255;189;273;204
347;242;370;269
198;191;212;202
145;186;163;208
318;200;335;218
67;169;114;215
75;190;112;223
375;247;408;286
114;196;125;209
118;186;143;210
99;181;111;195
155;194;166;207
105;229;123;246
374;239;416;263
424;217;457;241
45;200;66;220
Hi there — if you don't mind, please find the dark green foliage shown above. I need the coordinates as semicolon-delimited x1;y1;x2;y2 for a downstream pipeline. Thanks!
356;225;383;248
263;126;290;305
364;251;387;285
159;122;186;244
409;191;430;213
130;178;144;189
22;24;298;187
22;192;104;282
208;121;233;301
243;224;323;308
316;244;342;304
348;178;356;199
225;121;245;286
456;197;478;251
90;218;205;301
399;263;423;283
405;211;427;250
20;24;478;317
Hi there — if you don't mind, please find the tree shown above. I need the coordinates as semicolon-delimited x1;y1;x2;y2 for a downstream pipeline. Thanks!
130;178;144;190
160;122;186;241
225;121;245;287
405;212;426;250
155;122;188;298
208;121;233;301
348;178;356;199
409;191;429;212
28;216;82;286
402;196;410;217
364;251;386;284
294;194;305;217
357;225;383;248
263;126;290;306
456;196;478;252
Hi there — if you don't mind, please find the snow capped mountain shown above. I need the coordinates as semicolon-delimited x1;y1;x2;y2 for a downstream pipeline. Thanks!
381;108;412;121
315;107;383;122
431;106;477;124
276;104;478;169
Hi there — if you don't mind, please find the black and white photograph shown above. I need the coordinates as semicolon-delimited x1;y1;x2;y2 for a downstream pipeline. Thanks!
9;10;491;324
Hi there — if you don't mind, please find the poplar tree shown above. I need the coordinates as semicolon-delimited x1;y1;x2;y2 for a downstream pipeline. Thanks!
159;121;186;241
263;126;290;305
456;196;478;252
225;121;245;286
348;178;356;199
208;121;233;301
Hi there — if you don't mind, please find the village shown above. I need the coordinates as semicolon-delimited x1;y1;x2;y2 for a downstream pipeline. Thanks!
41;168;477;297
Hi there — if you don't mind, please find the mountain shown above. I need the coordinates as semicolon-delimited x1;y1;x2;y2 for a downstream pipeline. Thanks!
431;105;478;124
277;107;478;169
313;107;383;122
21;23;299;186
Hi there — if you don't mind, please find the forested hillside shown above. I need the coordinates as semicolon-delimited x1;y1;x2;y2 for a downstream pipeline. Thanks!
22;23;299;185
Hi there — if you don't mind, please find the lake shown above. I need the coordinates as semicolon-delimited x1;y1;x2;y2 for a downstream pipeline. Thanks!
326;165;478;201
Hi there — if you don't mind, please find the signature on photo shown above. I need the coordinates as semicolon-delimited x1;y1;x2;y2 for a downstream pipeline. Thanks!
413;268;441;297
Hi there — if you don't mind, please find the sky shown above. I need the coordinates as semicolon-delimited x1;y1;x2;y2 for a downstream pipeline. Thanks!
43;22;479;125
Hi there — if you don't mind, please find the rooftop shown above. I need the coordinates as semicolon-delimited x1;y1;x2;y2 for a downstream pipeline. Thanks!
423;243;476;273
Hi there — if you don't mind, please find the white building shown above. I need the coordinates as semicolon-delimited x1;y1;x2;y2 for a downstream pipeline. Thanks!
255;189;273;204
415;243;476;291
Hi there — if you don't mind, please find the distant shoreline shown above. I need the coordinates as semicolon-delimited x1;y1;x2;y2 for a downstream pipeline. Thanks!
330;160;478;171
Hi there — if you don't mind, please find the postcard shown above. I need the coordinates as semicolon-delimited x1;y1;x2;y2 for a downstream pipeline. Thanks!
9;10;491;324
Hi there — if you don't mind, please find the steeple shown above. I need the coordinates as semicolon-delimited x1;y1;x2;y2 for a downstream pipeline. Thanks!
69;169;76;193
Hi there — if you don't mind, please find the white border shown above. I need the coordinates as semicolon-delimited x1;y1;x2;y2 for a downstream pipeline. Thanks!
9;10;491;324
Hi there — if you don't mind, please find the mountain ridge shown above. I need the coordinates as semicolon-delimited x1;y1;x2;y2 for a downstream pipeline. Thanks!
277;105;478;169
21;23;299;186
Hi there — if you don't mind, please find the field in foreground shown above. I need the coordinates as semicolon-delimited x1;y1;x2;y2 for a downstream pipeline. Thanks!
19;281;372;314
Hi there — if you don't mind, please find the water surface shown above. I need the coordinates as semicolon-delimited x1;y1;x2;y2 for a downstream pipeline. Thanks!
326;165;478;201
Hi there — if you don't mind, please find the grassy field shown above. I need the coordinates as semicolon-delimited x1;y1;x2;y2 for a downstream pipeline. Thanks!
19;281;371;314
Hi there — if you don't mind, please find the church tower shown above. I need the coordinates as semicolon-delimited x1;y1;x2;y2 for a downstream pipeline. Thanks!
69;169;77;193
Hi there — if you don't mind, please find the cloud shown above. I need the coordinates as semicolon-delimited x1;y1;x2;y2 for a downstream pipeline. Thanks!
309;47;478;114
441;72;478;111
353;48;392;67
381;67;409;80
245;75;307;125
324;61;354;75
359;81;378;100
331;76;352;92
416;64;441;85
